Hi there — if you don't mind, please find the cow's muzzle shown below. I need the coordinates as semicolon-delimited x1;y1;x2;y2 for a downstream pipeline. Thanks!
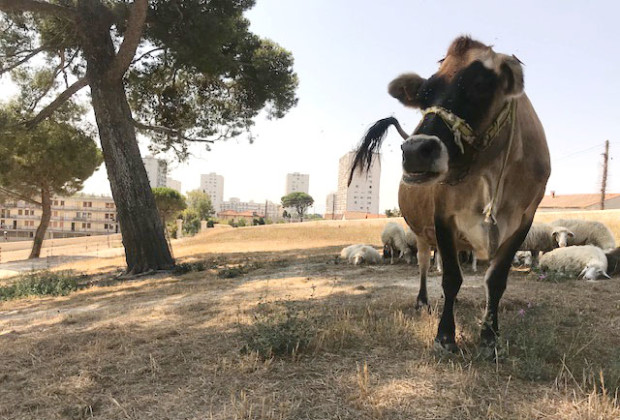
401;134;448;185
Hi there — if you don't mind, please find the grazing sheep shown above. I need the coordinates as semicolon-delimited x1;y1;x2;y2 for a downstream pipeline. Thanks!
550;219;616;251
513;250;533;267
404;227;418;264
519;222;569;266
341;244;382;265
381;222;413;264
539;245;611;280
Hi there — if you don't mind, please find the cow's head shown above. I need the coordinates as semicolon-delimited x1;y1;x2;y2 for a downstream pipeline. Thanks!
391;36;524;185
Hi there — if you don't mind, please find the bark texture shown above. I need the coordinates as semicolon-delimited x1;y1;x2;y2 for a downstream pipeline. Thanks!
28;187;50;259
76;0;174;273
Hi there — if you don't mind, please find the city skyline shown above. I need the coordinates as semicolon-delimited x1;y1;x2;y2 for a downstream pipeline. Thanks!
3;1;618;214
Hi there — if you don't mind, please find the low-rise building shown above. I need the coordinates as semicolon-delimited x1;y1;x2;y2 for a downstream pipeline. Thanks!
0;194;118;241
538;192;620;212
220;198;281;221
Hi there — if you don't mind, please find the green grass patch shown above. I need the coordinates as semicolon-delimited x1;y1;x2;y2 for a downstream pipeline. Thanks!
0;271;80;300
172;261;208;275
239;300;319;359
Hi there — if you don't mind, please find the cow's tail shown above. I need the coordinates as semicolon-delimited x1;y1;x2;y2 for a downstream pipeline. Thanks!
348;117;407;186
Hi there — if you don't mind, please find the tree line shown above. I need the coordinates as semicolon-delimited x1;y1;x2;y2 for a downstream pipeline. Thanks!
0;0;298;274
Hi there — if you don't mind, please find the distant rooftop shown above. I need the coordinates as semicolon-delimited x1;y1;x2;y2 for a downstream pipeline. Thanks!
539;193;620;209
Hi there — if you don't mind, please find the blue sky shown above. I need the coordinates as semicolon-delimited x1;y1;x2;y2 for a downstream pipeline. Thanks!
5;1;620;213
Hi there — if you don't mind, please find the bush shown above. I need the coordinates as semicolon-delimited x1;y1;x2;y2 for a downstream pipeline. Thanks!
237;218;247;227
239;301;318;359
182;208;201;236
172;261;207;275
0;271;80;300
207;220;215;228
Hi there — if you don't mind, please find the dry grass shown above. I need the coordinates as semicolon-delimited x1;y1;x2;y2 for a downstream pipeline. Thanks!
0;216;619;419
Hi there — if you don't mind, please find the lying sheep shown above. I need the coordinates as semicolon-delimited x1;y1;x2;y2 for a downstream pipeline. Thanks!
539;245;611;280
341;244;382;265
381;222;413;264
550;219;616;251
519;222;569;266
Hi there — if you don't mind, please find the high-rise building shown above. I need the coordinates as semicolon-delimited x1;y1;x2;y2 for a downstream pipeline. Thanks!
285;173;310;195
166;178;182;192
143;156;168;189
334;151;381;217
324;192;337;219
200;173;224;212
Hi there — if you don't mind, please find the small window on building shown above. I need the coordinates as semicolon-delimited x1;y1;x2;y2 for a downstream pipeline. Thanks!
61;201;65;206
18;209;23;215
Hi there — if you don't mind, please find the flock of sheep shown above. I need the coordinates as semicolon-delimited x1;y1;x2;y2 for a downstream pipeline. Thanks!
340;219;620;280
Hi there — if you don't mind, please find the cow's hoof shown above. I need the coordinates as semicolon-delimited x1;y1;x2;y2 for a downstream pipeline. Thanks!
478;344;498;361
415;299;429;311
433;338;459;354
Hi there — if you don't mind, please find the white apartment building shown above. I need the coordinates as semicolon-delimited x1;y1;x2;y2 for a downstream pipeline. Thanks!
166;178;182;192
285;173;310;195
334;151;381;216
143;156;168;189
0;194;118;241
200;173;224;212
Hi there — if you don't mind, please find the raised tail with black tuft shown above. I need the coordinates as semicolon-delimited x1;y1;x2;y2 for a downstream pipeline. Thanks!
348;117;404;186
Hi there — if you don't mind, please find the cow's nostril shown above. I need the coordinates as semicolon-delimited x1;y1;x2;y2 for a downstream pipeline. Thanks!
418;141;437;157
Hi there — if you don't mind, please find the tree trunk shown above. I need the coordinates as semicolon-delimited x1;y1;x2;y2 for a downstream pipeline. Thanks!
28;187;51;259
77;0;174;274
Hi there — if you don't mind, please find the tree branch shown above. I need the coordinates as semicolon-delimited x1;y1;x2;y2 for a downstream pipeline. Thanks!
24;77;88;128
131;118;215;143
106;0;148;82
131;47;165;65
0;0;77;20
0;186;41;206
0;45;47;75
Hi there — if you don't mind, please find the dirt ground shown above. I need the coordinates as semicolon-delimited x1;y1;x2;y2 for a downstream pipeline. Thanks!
1;219;619;419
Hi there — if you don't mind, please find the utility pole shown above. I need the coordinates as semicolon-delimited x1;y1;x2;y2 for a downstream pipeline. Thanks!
600;139;609;210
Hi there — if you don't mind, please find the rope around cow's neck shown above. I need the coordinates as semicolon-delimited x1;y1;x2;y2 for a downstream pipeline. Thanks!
483;99;517;225
398;98;518;225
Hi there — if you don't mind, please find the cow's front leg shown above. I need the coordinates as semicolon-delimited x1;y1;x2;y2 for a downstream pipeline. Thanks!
434;218;462;352
481;220;532;349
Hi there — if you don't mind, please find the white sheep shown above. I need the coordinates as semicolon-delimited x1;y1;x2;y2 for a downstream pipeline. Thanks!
341;244;382;265
519;222;570;266
404;227;418;263
539;245;611;280
381;222;413;264
550;219;616;251
513;250;533;267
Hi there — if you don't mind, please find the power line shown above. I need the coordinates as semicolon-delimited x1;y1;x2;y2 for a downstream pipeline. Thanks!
554;142;607;162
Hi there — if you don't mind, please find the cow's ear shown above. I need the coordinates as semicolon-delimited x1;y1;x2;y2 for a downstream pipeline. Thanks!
388;73;426;108
499;55;524;97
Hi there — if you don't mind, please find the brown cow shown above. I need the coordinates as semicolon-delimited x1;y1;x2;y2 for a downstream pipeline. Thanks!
350;36;550;353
